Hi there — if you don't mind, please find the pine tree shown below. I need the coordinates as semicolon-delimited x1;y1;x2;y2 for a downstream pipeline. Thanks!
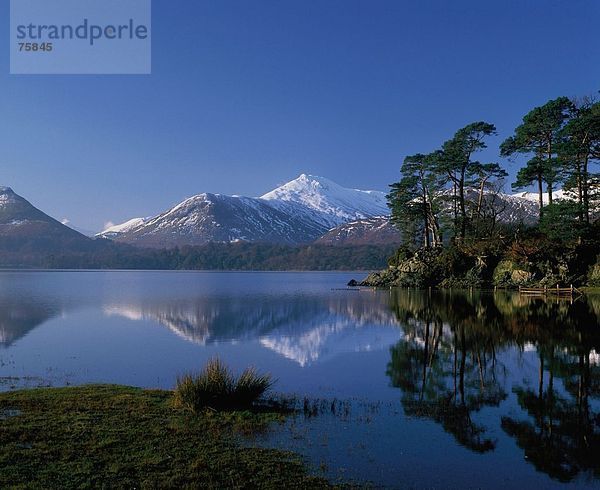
501;97;574;217
435;122;497;239
388;153;443;248
558;99;600;224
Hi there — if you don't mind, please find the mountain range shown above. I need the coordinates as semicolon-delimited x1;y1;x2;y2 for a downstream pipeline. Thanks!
97;174;544;248
97;174;391;247
0;174;552;258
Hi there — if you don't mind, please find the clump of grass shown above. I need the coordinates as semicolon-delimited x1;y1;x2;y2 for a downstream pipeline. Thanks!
174;358;274;412
233;367;273;407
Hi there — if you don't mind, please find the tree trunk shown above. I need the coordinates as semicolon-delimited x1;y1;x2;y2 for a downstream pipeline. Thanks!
459;169;467;239
576;157;584;222
583;155;590;224
537;174;544;218
422;196;430;248
547;141;553;206
476;179;486;217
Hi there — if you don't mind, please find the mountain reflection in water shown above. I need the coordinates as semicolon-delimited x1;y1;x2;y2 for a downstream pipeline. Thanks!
103;293;403;366
1;271;600;484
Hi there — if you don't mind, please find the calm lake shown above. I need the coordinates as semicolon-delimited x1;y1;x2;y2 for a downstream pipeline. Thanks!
1;271;599;488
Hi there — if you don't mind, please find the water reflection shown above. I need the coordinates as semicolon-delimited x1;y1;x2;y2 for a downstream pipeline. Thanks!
387;290;600;481
2;272;600;484
104;293;402;365
0;297;64;347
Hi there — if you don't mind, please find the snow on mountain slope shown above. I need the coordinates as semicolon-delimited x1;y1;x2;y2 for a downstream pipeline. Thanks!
100;192;329;248
512;190;567;204
260;174;389;228
98;174;391;248
98;218;147;238
316;216;402;245
97;173;548;249
462;188;539;225
0;186;98;253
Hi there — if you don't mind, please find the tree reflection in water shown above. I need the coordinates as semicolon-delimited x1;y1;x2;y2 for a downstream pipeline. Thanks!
387;290;600;480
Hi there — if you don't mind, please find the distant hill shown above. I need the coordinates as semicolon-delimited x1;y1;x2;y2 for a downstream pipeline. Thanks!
0;186;99;256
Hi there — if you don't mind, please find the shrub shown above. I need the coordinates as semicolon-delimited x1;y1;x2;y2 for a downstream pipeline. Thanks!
174;358;273;412
588;258;600;287
233;367;274;407
387;246;413;267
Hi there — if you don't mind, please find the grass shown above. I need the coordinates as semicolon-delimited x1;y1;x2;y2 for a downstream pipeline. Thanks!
0;384;333;489
175;358;274;412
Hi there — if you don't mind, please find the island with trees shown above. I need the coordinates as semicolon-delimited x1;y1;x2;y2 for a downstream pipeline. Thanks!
360;93;600;289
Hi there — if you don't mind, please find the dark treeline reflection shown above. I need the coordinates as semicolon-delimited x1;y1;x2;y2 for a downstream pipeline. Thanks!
387;290;600;481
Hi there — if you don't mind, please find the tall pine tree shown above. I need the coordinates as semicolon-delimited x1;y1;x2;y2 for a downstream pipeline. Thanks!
501;97;574;217
388;153;443;248
435;122;497;239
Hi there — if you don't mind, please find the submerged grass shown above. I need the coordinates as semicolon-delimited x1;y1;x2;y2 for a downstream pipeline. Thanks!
175;358;274;412
0;384;332;489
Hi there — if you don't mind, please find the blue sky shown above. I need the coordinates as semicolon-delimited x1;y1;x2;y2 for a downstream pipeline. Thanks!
1;0;599;232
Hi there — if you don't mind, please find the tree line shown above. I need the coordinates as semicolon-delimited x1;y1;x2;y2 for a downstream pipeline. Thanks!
388;93;600;248
0;241;397;271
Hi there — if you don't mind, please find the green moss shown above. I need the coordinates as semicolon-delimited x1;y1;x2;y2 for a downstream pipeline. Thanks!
0;385;332;489
492;260;533;288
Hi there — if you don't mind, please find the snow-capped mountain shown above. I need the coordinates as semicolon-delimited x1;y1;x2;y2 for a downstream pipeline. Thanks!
467;188;540;225
261;174;389;228
100;218;147;238
97;174;390;248
316;216;402;245
512;189;567;204
316;189;541;246
0;186;97;253
97;192;329;247
97;174;548;249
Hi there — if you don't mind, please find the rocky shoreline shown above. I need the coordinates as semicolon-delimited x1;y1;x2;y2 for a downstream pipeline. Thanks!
351;245;600;290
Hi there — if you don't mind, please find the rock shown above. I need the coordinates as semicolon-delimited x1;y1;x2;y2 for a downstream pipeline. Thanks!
359;268;400;287
511;269;533;284
493;260;532;288
347;279;358;287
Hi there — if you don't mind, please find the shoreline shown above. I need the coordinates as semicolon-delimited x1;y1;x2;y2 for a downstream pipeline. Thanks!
0;384;336;488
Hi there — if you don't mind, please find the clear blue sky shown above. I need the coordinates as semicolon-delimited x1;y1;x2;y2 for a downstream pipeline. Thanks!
1;0;599;232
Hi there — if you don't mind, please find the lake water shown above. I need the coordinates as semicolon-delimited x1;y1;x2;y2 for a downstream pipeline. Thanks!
1;271;599;488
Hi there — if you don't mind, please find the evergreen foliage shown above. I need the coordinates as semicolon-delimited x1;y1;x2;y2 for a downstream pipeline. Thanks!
383;91;600;288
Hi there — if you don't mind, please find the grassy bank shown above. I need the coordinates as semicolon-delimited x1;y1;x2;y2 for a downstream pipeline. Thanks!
0;385;332;488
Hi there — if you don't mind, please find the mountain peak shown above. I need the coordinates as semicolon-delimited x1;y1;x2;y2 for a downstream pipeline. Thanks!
0;187;19;207
282;174;340;191
98;174;391;247
0;186;94;254
260;174;389;228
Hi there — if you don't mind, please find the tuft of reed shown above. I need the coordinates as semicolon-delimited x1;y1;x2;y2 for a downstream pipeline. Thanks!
174;358;273;412
233;367;274;407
